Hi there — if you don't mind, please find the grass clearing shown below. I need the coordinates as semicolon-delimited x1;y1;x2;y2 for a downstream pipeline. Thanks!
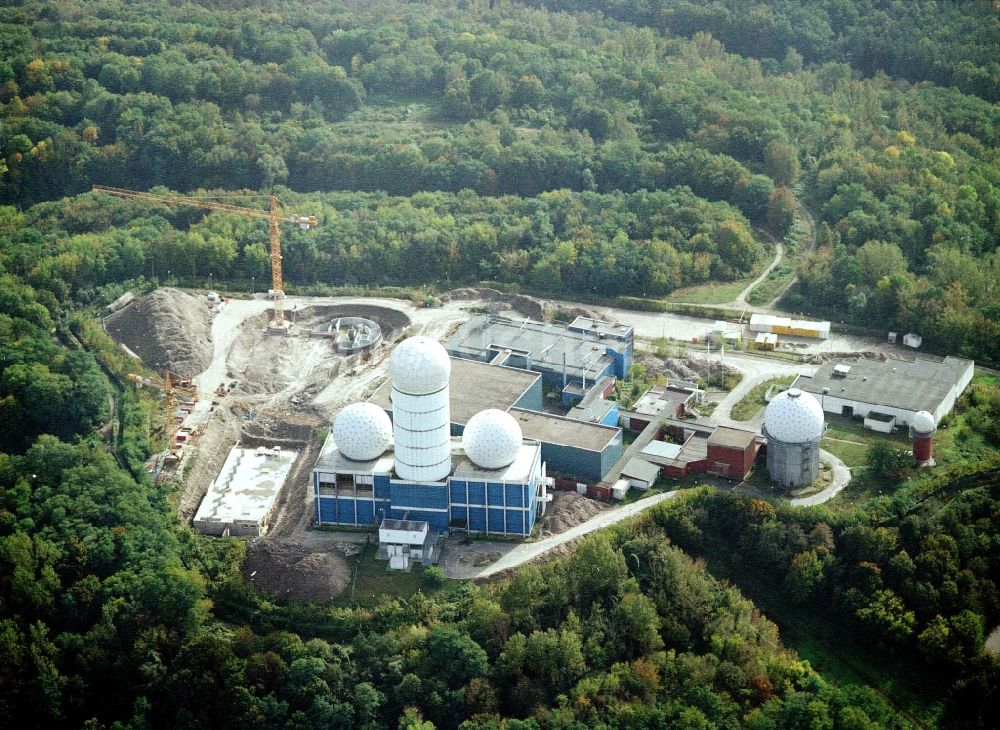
664;279;752;305
730;375;795;421
745;260;794;306
821;436;869;467
340;543;459;607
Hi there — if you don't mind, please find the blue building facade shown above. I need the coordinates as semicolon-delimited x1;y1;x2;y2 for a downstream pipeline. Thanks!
313;437;547;537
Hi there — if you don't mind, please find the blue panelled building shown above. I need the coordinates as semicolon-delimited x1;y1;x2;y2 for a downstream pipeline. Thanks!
313;330;628;540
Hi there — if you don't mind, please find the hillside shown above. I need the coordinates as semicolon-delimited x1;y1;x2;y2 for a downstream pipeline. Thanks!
1;1;999;728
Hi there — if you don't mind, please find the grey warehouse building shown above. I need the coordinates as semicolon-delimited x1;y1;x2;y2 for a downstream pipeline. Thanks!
793;356;973;432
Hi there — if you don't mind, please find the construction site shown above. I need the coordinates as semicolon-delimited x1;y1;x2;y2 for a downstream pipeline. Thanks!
94;179;971;602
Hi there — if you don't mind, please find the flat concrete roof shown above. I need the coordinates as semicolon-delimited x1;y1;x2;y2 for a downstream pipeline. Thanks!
709;426;756;450
452;441;541;482
447;315;627;379
795;356;973;414
313;432;396;475
194;446;298;531
622;458;660;483
644;433;709;469
382;518;428;533
365;354;619;456
569;316;633;340
641;440;683;460
509;407;620;452
568;397;616;424
369;356;540;425
632;386;695;417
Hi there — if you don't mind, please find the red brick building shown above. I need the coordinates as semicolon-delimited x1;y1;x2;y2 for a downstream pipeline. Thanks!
706;427;759;479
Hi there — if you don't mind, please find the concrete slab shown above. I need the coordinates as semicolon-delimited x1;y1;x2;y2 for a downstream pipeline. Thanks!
194;446;299;536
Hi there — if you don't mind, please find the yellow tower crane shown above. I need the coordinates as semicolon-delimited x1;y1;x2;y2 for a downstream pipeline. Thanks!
93;185;317;332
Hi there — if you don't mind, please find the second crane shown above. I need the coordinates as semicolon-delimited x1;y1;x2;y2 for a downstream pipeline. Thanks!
93;185;317;333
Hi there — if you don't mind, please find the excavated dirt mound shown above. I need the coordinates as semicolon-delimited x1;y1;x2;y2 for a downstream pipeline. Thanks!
538;490;609;537
104;287;213;375
302;304;411;343
227;305;409;398
449;287;545;320
243;539;351;602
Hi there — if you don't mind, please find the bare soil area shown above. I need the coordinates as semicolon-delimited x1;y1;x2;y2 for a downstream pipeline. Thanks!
537;490;609;537
242;539;351;602
104;287;213;375
175;405;242;521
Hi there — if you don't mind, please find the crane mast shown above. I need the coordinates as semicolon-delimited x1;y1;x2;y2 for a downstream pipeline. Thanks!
93;185;317;331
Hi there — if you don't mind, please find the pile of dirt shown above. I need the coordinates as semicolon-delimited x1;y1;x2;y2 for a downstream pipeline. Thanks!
243;539;351;602
104;287;213;375
538;490;609;536
449;287;546;320
662;356;740;382
802;350;887;364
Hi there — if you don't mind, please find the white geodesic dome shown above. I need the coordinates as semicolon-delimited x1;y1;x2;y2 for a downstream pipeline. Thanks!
332;402;393;461
911;410;935;433
462;408;523;469
388;336;451;395
763;388;824;444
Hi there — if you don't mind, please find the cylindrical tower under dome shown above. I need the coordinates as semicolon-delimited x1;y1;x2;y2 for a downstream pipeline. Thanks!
762;388;825;488
388;336;452;482
910;410;936;464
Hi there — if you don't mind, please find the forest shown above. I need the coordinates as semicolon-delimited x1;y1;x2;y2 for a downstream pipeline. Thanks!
2;0;1000;359
1;0;999;728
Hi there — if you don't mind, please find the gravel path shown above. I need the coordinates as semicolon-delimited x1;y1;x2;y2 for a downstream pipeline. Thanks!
729;230;783;309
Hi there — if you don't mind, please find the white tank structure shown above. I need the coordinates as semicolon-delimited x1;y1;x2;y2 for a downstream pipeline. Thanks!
332;403;393;461
762;388;826;488
463;409;523;469
388;335;453;482
909;410;936;466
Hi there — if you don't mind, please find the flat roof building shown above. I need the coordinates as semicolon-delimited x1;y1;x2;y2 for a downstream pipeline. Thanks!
371;356;624;483
749;314;830;340
446;314;633;388
194;446;299;536
794;356;974;430
369;357;543;424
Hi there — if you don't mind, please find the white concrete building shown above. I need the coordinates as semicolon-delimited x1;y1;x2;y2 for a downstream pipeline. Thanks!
193;446;299;536
793;356;974;431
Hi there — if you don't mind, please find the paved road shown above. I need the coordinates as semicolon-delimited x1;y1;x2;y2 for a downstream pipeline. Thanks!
441;490;679;579
790;449;852;506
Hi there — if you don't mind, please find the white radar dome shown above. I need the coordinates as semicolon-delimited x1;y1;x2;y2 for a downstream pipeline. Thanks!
388;336;451;395
911;410;935;433
332;402;393;461
764;388;825;444
462;409;523;470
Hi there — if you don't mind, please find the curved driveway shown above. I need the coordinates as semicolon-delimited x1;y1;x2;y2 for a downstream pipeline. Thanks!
441;490;679;579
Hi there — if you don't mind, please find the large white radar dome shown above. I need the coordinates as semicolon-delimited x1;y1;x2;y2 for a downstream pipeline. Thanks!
388;336;451;394
333;403;393;461
764;388;825;444
911;410;935;433
462;409;523;469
